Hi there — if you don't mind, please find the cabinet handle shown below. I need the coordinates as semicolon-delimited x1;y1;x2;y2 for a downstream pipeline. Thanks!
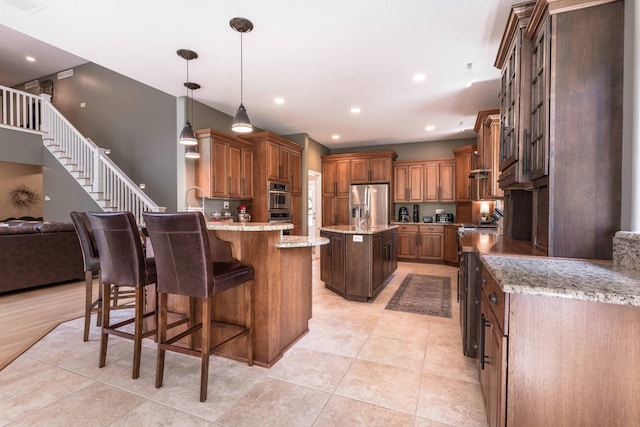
457;272;465;302
481;313;489;370
481;276;487;286
489;292;499;305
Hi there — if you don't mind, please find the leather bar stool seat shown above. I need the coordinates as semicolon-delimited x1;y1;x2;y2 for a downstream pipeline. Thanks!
143;211;254;402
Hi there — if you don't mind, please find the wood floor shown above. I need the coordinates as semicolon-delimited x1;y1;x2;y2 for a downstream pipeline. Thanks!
0;279;91;371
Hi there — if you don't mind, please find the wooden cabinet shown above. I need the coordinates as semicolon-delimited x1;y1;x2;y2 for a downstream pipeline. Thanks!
240;132;304;232
396;224;444;261
321;227;397;301
393;159;455;203
495;3;533;189
496;0;623;260
453;145;475;202
350;156;393;184
443;225;459;265
474;110;502;200
322;151;397;226
319;230;345;294
195;129;255;200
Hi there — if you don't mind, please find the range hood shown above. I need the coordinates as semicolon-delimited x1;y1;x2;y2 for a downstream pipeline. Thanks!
468;168;490;178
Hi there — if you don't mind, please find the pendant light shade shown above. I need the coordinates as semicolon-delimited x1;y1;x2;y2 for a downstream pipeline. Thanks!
177;49;200;150
232;104;252;133
185;144;200;159
179;121;197;145
230;17;254;133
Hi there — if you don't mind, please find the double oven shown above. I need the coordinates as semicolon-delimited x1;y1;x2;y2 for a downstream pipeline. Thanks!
267;181;292;232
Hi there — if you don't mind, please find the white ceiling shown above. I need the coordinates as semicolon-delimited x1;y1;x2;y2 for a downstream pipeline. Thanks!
0;0;518;149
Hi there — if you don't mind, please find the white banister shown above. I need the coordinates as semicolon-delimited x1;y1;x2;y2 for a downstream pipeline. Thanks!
2;86;165;223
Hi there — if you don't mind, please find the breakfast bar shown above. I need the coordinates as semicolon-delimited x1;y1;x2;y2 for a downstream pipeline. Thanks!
204;222;328;367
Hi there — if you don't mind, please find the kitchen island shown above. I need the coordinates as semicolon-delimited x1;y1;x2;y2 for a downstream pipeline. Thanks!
464;230;640;427
319;225;397;301
165;222;328;368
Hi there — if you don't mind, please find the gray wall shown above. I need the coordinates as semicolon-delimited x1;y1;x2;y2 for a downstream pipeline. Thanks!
22;62;178;212
330;137;475;160
0;128;43;165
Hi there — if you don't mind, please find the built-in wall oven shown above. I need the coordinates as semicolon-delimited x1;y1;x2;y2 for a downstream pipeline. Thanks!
268;181;290;210
268;181;292;235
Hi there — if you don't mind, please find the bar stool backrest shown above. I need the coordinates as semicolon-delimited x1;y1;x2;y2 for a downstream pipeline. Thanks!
88;212;150;288
143;212;213;298
70;211;100;272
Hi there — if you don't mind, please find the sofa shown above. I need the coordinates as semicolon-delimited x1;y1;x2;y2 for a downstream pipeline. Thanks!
0;219;84;293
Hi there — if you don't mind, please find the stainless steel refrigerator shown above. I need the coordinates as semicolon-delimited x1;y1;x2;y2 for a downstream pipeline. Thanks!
349;184;389;227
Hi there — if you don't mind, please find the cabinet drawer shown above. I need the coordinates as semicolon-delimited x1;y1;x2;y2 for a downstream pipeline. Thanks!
498;162;517;189
397;225;418;233
480;265;509;335
420;225;443;234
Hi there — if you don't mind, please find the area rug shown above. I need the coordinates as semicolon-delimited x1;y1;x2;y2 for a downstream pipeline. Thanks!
385;274;452;318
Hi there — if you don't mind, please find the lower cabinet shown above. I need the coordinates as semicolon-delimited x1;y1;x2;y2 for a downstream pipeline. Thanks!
397;224;444;261
444;225;459;265
320;228;397;301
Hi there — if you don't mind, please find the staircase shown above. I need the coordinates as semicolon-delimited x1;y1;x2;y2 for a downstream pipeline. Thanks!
1;85;165;223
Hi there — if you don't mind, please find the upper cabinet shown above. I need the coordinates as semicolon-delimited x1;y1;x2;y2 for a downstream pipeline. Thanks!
195;129;255;200
394;159;455;203
240;132;304;233
495;2;534;190
474;109;502;200
453;145;476;203
351;156;394;184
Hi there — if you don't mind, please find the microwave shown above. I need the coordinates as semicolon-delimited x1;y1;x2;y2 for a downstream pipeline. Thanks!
268;181;290;210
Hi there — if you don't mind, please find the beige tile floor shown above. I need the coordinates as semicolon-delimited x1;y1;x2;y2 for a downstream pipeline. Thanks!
0;260;487;427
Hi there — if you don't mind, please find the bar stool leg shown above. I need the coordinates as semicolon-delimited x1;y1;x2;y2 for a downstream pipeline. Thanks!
132;287;144;379
200;297;211;402
99;281;111;368
83;271;93;342
156;293;167;389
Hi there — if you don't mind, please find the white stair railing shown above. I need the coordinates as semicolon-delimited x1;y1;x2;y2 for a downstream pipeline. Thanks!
1;85;165;223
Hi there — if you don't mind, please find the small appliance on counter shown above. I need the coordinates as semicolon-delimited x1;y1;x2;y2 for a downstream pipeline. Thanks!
422;216;433;223
237;205;251;223
435;213;454;223
399;207;410;222
413;205;420;223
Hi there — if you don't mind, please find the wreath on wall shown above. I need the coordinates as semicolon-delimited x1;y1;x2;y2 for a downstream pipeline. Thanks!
8;185;41;208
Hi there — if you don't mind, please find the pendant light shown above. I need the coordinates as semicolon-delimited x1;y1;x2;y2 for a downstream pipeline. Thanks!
183;81;200;158
177;49;199;146
230;17;254;133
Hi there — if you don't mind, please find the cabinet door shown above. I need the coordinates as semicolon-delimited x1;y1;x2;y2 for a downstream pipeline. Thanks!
289;150;302;193
350;159;370;183
443;225;459;264
228;145;242;198
267;142;281;181
336;160;351;196
424;162;440;202
279;146;290;181
529;17;550;180
320;231;332;283
329;234;346;294
407;164;423;202
418;232;443;260
455;151;472;202
336;196;350;225
486;117;503;199
371;234;384;296
499;40;518;171
397;232;418;259
322;161;337;196
241;149;253;199
481;300;507;427
393;165;409;203
439;160;456;202
290;192;302;235
211;140;228;198
322;196;337;226
370;157;392;182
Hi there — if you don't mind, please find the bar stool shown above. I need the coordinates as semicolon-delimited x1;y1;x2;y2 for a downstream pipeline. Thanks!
87;211;158;379
143;211;254;402
70;211;135;342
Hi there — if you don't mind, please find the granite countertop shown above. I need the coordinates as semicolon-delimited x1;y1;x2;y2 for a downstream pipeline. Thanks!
319;224;398;234
275;236;330;248
391;221;447;226
479;254;640;306
206;221;294;232
458;230;546;257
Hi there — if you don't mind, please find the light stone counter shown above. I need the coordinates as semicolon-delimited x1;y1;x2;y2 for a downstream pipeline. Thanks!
275;236;329;248
206;221;293;232
319;224;398;235
479;254;640;306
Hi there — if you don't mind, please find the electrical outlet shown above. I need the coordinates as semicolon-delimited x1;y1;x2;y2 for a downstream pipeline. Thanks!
223;201;230;209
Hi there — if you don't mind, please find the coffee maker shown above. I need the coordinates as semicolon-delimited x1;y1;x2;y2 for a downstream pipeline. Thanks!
399;207;410;222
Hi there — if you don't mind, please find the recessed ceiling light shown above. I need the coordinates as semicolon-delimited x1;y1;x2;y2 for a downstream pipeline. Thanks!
26;56;35;62
413;73;426;82
274;97;285;105
425;125;436;131
332;134;340;140
350;107;361;114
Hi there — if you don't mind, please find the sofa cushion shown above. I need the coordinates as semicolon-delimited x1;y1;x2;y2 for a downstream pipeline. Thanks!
0;225;39;235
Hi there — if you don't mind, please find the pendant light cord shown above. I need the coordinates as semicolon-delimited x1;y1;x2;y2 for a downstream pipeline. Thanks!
240;32;244;104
